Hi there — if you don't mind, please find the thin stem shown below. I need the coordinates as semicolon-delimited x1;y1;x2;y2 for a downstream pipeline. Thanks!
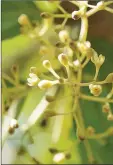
93;67;99;81
58;5;67;14
86;6;102;17
80;93;113;103
105;7;113;14
82;58;90;68
84;140;95;163
61;17;68;27
53;14;71;18
79;15;88;42
88;127;113;139
104;2;113;6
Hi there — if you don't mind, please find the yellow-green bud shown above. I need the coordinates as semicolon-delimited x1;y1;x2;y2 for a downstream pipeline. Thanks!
59;30;70;43
43;60;51;69
58;53;69;67
91;54;105;68
27;73;40;86
102;103;111;113
38;80;59;90
107;113;113;121
18;14;29;25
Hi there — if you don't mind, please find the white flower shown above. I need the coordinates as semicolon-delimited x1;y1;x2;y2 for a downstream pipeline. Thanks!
27;73;40;86
89;84;102;96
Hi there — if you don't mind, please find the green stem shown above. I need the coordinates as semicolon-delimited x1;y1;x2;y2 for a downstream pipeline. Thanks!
79;15;88;42
80;93;113;103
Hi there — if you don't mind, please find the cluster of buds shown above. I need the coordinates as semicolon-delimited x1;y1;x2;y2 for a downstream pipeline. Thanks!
8;119;19;134
27;52;71;90
89;84;102;96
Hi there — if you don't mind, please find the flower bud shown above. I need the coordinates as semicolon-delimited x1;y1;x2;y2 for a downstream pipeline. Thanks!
58;53;69;67
72;11;81;20
91;54;105;68
65;47;73;57
104;73;113;83
102;103;111;113
43;60;51;69
97;1;105;9
45;95;55;102
53;152;65;163
8;127;15;134
73;59;80;69
27;73;40;86
59;30;70;43
55;41;65;48
77;41;91;54
87;126;95;136
89;84;102;96
107;113;113;121
38;80;59;90
18;14;29;25
10;119;18;129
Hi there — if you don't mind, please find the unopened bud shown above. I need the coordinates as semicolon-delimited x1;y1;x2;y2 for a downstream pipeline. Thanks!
58;53;69;67
10;119;18;129
8;127;15;134
97;1;105;9
59;30;70;43
102;103;111;113
91;54;105;68
89;84;102;96
73;59;80;68
87;126;95;136
65;47;73;57
27;73;40;86
18;14;29;25
72;11;81;20
55;41;65;48
38;80;59;90
53;152;65;163
43;60;51;69
45;95;55;102
107;113;113;121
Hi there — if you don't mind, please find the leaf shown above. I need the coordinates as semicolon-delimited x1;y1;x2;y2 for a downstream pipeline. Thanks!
2;1;40;40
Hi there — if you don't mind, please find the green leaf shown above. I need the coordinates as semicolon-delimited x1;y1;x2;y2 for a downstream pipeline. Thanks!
2;1;40;40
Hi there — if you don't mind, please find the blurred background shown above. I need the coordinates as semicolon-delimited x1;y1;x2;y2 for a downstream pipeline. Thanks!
2;1;113;164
